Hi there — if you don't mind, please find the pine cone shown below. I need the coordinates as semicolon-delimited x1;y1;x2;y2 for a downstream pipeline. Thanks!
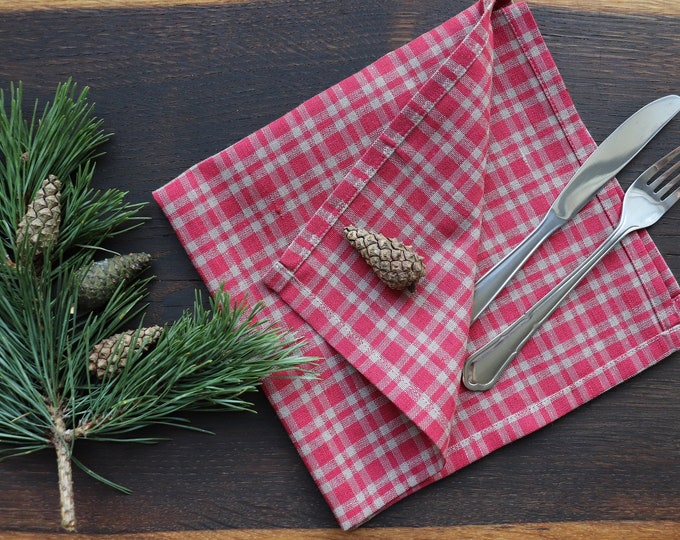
88;325;163;379
15;175;61;257
343;225;425;291
77;252;152;312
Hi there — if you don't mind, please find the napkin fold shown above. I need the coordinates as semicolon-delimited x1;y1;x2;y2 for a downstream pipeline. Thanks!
154;0;680;529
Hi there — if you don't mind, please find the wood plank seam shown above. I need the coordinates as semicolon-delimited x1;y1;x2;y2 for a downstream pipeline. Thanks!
0;0;678;16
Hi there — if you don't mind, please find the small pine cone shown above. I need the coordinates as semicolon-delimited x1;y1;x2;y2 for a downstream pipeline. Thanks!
77;252;152;312
343;225;425;291
88;325;164;379
15;175;61;257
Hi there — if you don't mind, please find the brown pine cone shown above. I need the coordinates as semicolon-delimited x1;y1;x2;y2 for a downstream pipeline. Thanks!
88;325;164;379
15;175;61;257
343;225;425;291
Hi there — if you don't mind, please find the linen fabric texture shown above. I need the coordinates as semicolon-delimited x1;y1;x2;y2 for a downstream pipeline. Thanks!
154;0;680;530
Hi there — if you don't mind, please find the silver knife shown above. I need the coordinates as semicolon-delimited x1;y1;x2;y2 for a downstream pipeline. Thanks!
471;95;680;323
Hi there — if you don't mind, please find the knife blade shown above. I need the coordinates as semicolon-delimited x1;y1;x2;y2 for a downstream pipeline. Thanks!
471;94;680;322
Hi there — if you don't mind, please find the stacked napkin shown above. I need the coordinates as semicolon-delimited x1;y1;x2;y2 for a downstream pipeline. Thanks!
154;0;680;529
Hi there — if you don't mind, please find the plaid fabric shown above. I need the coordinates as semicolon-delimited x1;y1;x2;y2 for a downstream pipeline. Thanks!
154;0;680;530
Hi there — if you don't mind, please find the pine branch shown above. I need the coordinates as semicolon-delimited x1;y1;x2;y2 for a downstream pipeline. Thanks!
0;80;110;235
78;290;311;440
0;81;313;532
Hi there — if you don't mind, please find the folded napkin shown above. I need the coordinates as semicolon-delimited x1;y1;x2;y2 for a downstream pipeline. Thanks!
154;0;680;529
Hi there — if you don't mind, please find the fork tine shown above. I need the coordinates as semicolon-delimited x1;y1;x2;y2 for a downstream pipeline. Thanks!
659;171;680;201
649;155;680;192
648;145;680;200
646;145;680;189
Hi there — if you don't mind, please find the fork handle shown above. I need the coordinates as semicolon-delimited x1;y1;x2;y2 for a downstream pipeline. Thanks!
471;210;566;322
463;221;634;391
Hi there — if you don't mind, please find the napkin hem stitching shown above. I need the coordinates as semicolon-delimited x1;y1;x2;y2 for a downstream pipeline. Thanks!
275;264;452;449
505;4;585;163
446;323;680;459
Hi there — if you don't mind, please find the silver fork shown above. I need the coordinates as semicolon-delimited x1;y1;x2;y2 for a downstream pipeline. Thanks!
462;145;680;391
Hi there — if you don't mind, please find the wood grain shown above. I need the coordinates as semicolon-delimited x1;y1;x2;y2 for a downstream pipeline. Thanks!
0;0;262;11
4;521;680;540
0;0;678;536
533;0;680;15
0;0;678;15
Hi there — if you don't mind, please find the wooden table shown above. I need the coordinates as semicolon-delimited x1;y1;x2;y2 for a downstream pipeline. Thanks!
0;1;678;538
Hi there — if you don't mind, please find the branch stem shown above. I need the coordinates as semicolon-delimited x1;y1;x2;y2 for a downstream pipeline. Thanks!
51;407;76;532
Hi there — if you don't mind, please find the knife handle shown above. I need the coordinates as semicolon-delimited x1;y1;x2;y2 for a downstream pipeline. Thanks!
471;209;566;322
462;222;628;391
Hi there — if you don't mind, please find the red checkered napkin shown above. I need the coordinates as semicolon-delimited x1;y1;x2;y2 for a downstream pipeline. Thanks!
154;0;680;529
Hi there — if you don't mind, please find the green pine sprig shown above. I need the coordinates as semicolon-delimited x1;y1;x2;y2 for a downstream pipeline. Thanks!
0;80;313;532
79;289;309;438
0;80;111;234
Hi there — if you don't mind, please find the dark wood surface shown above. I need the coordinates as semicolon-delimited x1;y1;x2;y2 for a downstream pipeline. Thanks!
0;0;678;536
